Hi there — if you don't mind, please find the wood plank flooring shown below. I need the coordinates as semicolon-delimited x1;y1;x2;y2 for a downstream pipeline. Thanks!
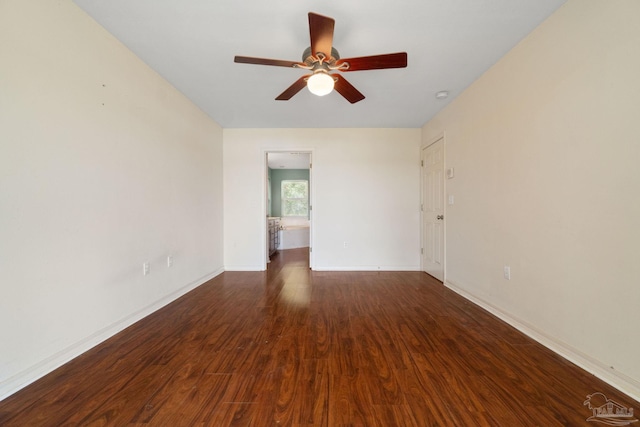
0;248;637;426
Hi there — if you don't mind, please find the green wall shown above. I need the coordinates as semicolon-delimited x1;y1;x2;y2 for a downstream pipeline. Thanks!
267;167;273;216
269;169;310;217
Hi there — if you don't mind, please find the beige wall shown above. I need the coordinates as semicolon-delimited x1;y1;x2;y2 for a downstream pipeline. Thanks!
422;0;640;399
223;128;421;271
0;0;224;398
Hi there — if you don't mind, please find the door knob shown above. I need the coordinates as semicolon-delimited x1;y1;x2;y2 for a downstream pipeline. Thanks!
436;215;444;220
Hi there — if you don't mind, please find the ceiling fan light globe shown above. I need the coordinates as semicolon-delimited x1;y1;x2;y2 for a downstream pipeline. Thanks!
307;72;334;96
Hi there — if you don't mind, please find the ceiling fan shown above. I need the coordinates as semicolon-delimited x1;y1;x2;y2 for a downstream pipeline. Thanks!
234;12;408;104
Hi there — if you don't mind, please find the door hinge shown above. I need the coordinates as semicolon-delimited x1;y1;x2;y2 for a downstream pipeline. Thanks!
421;160;424;167
421;204;424;212
309;163;312;169
421;248;424;254
309;247;312;253
309;205;312;210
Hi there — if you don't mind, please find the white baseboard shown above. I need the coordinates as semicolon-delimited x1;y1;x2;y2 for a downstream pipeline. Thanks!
312;266;421;271
445;280;640;402
0;268;224;401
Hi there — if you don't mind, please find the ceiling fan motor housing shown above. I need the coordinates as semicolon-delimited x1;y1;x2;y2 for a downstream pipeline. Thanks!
302;46;341;63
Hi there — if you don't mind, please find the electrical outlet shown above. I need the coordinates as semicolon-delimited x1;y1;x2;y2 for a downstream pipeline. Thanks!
343;241;348;248
143;262;150;276
503;266;511;280
167;255;173;267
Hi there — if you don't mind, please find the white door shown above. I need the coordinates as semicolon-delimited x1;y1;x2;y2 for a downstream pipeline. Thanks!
421;138;445;281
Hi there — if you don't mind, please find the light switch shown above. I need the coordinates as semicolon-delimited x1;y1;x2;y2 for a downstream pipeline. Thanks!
447;167;455;179
448;195;455;205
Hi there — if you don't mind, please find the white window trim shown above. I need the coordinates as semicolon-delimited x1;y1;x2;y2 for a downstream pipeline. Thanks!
281;180;309;217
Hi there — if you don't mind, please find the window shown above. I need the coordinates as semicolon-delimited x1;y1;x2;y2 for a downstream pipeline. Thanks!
281;180;308;217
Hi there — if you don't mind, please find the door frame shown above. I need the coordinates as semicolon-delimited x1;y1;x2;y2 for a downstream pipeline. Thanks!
263;149;314;270
420;134;446;281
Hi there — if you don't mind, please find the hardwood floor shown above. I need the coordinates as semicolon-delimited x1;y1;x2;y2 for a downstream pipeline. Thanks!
0;248;637;426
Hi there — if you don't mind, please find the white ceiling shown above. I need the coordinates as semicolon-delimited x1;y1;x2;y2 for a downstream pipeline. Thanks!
73;0;566;129
267;152;311;170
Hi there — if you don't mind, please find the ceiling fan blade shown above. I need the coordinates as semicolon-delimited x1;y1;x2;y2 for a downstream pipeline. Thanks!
334;75;365;104
275;75;310;100
336;52;408;72
309;12;335;59
234;56;302;68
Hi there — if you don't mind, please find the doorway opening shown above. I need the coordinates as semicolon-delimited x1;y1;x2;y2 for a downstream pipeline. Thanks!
266;151;313;269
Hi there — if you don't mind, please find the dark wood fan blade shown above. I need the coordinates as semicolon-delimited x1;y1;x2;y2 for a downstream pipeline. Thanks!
275;75;310;100
336;52;408;72
234;56;302;68
309;12;335;59
334;74;365;104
